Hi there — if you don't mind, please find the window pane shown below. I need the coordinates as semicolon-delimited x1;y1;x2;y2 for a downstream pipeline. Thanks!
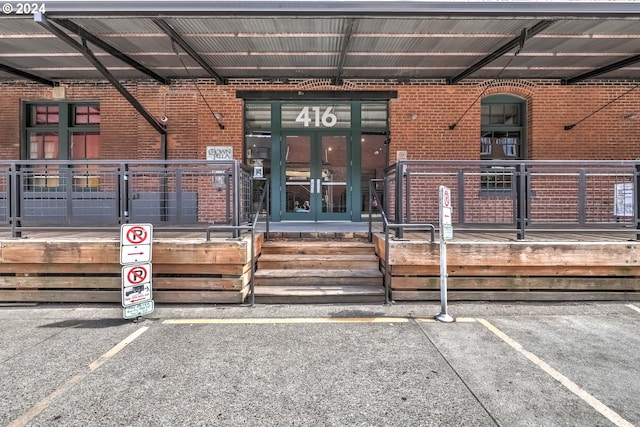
481;105;490;125
29;132;59;159
85;133;100;158
245;103;271;130
362;103;388;128
490;105;505;124
504;105;519;125
32;105;59;125
75;105;100;125
71;132;100;159
88;106;101;124
71;133;86;159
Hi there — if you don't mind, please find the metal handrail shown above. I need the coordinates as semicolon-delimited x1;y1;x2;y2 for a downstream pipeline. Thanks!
368;179;435;304
205;181;270;307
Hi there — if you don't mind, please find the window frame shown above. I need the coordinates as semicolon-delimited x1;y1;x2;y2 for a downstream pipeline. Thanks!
480;95;526;194
23;101;101;190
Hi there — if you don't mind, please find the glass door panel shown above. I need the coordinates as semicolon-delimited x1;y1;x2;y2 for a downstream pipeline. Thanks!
319;135;348;217
284;135;312;217
282;132;351;221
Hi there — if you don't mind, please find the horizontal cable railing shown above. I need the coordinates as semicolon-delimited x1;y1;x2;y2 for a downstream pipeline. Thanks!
0;160;253;238
383;160;639;240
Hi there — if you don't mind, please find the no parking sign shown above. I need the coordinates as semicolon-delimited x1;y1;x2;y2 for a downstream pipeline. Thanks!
120;224;153;264
120;224;154;318
122;263;153;307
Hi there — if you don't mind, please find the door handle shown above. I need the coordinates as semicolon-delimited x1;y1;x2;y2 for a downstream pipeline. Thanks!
316;179;321;194
309;178;315;194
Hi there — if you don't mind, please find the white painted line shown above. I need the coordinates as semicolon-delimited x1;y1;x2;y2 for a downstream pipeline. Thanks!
477;318;633;427
8;326;149;427
89;326;149;371
416;317;476;323
625;304;640;314
163;317;409;324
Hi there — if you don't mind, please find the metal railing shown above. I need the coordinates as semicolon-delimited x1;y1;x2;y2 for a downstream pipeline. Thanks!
0;160;253;238
368;179;435;304
384;160;639;240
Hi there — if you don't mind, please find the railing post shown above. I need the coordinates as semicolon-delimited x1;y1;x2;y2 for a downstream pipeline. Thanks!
636;162;640;241
119;163;130;224
10;163;21;238
176;168;183;224
232;161;241;239
395;162;404;239
578;168;587;225
405;168;412;224
457;169;465;224
65;166;73;225
516;162;526;240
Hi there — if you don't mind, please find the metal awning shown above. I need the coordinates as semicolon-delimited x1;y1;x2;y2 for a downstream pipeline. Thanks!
0;1;639;85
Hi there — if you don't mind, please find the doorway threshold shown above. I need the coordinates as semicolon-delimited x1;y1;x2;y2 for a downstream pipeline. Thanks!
256;221;370;233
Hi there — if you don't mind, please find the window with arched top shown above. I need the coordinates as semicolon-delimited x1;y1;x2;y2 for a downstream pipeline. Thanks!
480;95;526;192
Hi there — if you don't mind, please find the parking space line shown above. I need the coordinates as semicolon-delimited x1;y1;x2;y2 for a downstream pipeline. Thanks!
416;317;477;323
625;304;640;314
8;326;149;427
163;317;409;324
477;318;633;427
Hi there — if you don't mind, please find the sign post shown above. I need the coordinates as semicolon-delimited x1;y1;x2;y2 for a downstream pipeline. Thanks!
435;186;454;323
120;224;154;320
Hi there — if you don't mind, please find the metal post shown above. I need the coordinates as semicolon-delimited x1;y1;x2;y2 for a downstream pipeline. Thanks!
120;163;130;224
65;167;73;224
435;239;453;323
232;161;241;239
578;168;587;225
395;162;404;239
516;162;526;240
10;163;21;238
435;185;453;323
636;162;640;241
457;169;465;224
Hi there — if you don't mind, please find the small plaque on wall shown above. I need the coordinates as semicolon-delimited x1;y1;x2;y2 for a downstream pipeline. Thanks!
396;150;408;161
206;146;233;160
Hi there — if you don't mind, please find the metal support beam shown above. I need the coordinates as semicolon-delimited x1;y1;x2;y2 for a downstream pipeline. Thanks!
562;53;640;85
334;18;355;86
447;20;555;84
53;19;170;85
34;13;167;136
153;18;226;85
0;62;56;87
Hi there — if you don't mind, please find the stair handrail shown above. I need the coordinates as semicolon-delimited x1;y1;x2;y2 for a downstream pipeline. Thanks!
368;179;436;304
205;181;270;307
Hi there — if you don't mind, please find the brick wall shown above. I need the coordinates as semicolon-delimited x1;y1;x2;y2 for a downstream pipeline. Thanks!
1;79;638;163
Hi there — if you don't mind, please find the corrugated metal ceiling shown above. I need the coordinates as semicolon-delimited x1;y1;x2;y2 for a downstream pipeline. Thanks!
0;4;639;84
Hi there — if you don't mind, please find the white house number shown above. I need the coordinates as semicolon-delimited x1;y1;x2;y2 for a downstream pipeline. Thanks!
295;106;338;128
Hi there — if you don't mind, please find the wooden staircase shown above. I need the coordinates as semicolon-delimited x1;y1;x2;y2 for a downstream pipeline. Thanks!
254;240;385;304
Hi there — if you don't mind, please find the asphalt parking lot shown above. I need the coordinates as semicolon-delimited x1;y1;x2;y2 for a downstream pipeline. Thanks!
1;302;638;427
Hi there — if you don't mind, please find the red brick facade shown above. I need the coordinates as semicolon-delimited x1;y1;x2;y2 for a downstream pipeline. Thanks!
1;79;638;164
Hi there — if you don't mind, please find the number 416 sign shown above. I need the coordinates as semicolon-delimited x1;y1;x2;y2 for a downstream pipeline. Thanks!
296;106;338;128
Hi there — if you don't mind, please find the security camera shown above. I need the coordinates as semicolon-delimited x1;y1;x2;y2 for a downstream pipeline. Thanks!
160;115;169;123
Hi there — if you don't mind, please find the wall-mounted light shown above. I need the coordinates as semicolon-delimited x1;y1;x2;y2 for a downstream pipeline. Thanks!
213;170;227;191
411;114;417;120
623;113;637;120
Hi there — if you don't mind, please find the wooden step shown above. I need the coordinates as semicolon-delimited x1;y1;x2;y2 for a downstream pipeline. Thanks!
258;254;379;270
254;268;383;287
253;284;385;304
260;241;375;256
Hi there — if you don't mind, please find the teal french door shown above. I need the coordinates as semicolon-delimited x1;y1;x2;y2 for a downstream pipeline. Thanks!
281;131;351;221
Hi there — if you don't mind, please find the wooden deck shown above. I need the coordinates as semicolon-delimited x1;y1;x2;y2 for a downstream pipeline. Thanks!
0;225;638;304
376;227;640;302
